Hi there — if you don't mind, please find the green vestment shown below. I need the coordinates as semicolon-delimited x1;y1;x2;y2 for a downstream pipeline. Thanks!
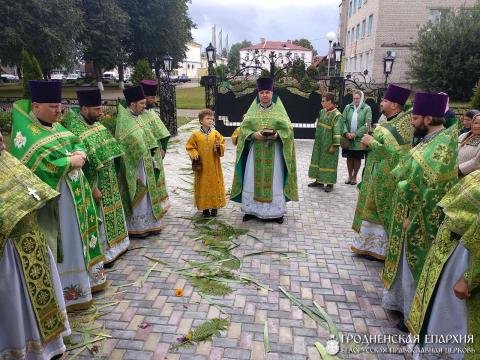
308;108;343;185
352;110;413;232
0;151;66;342
63;109;128;248
406;170;480;359
10;100;103;268
114;104;167;219
382;126;458;289
231;96;298;203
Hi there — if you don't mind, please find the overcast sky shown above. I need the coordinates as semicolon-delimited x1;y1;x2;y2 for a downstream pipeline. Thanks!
188;0;340;55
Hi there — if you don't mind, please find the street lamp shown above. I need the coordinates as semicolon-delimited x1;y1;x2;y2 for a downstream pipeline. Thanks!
162;54;173;74
326;31;336;77
206;43;216;75
383;50;395;87
332;42;344;76
158;53;177;136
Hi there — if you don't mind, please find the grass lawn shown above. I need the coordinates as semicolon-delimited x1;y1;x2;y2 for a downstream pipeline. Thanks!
1;83;205;109
175;86;205;109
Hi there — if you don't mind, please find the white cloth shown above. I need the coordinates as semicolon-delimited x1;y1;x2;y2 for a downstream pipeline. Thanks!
0;239;71;359
382;241;416;316
127;159;167;234
241;141;286;219
351;220;387;259
416;243;469;360
98;206;130;264
458;132;480;176
349;91;365;133
56;179;106;308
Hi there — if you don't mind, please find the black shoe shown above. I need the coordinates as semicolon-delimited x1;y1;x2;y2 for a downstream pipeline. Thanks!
308;181;324;188
51;354;64;360
243;214;255;222
396;320;409;333
325;185;334;193
202;209;210;217
210;209;218;217
274;216;284;224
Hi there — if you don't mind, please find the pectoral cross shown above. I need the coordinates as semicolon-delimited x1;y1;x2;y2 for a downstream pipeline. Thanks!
27;187;41;201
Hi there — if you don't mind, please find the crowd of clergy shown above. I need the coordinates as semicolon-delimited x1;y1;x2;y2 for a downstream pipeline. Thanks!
1;75;479;359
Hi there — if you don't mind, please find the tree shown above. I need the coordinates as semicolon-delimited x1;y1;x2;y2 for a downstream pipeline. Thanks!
227;41;252;73
80;0;130;84
130;59;155;85
408;3;480;100
289;59;306;81
21;49;43;99
117;0;194;75
215;64;228;79
292;38;318;56
0;0;84;75
471;83;480;110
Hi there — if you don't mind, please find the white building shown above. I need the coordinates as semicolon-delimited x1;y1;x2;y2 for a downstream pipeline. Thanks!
176;41;202;79
240;39;313;74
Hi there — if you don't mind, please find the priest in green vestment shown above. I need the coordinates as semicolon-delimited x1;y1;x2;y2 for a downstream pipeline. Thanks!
308;92;343;192
140;80;170;207
406;170;480;359
382;92;458;325
63;89;130;265
350;84;412;260
115;85;168;236
1;133;70;359
231;77;298;224
10;80;106;310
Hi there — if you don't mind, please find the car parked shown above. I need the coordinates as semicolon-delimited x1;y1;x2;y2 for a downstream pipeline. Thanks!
177;74;191;83
1;74;19;83
50;72;66;80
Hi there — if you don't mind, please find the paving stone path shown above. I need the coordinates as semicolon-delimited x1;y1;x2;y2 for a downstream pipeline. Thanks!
73;120;409;360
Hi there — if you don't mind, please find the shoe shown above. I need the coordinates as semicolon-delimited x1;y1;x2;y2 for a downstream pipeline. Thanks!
308;181;324;187
325;185;333;193
243;214;255;222
202;209;210;217
350;181;357;185
344;180;352;184
274;216;284;224
210;209;218;217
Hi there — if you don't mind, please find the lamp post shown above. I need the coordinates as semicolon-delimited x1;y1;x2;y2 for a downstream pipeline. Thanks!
332;42;344;76
202;43;217;110
383;50;395;88
326;31;336;77
158;53;177;135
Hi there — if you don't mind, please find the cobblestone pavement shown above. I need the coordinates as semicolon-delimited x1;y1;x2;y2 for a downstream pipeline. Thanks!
73;121;409;360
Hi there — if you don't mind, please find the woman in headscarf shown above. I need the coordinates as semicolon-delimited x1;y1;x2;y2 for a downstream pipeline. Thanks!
458;113;480;176
460;109;479;135
341;90;372;185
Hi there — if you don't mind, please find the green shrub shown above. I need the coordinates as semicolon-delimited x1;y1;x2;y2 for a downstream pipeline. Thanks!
130;59;155;85
471;83;480;109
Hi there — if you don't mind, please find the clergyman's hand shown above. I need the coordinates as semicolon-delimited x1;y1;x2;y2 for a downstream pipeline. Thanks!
328;145;337;154
70;154;86;169
253;131;266;141
92;187;102;202
361;134;374;146
453;276;470;300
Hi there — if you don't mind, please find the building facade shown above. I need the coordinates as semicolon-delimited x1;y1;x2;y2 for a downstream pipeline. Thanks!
240;39;313;75
176;41;202;79
339;0;476;85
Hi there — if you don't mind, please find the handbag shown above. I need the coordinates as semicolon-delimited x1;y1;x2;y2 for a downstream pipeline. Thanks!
192;157;202;172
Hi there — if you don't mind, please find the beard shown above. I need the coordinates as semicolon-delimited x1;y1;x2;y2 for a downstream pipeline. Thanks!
413;123;428;139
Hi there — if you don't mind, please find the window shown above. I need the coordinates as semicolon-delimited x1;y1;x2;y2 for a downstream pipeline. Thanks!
359;54;363;70
358;0;362;10
348;1;353;17
429;9;449;24
367;14;373;35
353;0;357;13
347;30;350;44
361;19;366;38
356;24;360;40
301;53;305;61
365;51;370;71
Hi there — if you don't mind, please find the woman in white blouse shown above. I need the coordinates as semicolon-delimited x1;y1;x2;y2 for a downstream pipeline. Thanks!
458;114;480;176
